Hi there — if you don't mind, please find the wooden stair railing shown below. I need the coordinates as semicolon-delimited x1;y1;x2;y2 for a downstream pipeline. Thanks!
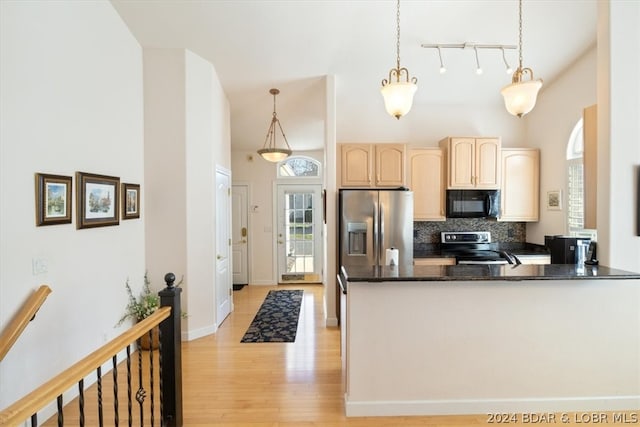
0;308;170;426
0;285;52;362
0;272;183;427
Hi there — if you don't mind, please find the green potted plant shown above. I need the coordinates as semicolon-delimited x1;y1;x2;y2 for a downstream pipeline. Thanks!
117;272;159;327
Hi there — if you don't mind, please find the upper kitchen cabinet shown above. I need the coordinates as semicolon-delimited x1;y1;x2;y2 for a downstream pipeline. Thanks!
408;148;445;221
499;148;540;222
340;143;405;187
440;137;501;189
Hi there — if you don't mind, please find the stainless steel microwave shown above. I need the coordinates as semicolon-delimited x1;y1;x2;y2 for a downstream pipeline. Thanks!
446;190;500;219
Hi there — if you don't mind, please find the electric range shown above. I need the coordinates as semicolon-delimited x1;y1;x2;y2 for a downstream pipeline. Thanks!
440;231;517;265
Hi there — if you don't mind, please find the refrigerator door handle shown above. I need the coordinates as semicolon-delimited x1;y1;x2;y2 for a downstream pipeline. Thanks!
373;202;379;266
379;202;385;264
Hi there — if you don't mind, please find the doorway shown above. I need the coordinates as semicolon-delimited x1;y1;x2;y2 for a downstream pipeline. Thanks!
276;184;323;284
231;184;249;288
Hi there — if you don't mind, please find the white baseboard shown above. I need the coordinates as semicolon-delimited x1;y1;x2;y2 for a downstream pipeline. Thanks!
325;317;338;327
344;395;640;417
183;324;216;341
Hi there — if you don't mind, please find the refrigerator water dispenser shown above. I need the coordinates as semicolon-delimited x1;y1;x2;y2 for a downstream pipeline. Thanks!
347;222;367;255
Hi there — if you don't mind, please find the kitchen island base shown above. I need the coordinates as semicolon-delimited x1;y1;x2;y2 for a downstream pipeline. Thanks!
344;279;640;417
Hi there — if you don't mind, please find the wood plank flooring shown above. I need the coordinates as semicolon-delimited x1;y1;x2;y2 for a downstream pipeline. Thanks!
42;284;635;426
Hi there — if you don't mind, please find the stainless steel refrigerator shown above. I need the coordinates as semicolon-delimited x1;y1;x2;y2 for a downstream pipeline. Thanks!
339;189;414;268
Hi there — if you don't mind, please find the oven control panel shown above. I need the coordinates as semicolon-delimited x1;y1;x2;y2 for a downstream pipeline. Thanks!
441;231;491;244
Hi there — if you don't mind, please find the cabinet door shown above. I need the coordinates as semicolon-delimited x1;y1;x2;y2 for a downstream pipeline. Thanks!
448;138;475;188
499;148;540;222
341;144;373;187
408;148;445;221
475;138;501;189
375;144;405;187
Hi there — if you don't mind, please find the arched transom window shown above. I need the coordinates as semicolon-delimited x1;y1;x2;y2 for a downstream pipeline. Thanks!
278;156;321;178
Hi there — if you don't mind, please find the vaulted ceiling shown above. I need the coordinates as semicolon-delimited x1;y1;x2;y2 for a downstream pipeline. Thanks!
112;0;597;152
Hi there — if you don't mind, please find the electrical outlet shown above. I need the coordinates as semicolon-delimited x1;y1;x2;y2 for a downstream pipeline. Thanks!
32;258;48;275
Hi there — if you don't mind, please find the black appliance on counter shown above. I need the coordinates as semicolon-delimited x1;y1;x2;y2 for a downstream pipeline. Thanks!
544;235;594;264
440;231;518;264
446;190;500;219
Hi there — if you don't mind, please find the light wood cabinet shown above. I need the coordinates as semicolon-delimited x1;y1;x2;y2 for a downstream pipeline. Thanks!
499;148;540;222
340;143;405;187
414;257;456;266
440;137;501;189
408;148;445;221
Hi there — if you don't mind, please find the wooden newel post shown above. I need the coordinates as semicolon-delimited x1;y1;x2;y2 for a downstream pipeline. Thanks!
159;272;183;427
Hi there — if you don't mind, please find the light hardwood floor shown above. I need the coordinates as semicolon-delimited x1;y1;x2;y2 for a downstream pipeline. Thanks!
43;284;634;426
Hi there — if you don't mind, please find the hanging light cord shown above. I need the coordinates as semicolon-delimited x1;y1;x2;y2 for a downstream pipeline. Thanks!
518;0;523;70
395;0;401;71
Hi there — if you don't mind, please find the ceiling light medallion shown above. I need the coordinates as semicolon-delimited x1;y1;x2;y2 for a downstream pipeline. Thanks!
501;0;543;118
257;88;292;162
381;0;417;120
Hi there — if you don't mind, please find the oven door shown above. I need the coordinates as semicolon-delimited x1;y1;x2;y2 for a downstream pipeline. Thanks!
457;259;509;265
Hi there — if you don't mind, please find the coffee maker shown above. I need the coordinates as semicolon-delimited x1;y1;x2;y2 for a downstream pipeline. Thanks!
544;235;594;264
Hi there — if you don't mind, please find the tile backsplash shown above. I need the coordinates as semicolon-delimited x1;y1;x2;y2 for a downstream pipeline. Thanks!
414;219;526;243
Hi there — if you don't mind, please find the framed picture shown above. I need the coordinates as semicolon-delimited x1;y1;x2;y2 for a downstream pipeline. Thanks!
76;172;120;229
35;173;72;226
547;190;562;211
122;183;140;220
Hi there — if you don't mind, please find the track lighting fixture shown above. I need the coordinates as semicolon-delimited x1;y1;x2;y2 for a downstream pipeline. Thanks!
421;42;516;75
474;46;483;75
501;47;513;74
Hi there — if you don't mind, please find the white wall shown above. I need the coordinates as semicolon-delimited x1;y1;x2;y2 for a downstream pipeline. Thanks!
145;48;231;340
596;1;640;271
525;47;597;244
0;0;144;408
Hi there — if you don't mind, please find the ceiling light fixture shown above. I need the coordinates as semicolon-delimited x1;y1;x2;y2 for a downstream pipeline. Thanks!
257;88;292;162
381;0;417;120
437;46;446;74
501;47;513;74
474;46;483;75
500;0;543;118
421;42;516;75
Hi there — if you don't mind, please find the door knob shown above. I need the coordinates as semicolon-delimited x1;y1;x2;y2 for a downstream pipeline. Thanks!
241;227;247;237
278;240;283;244
242;239;247;243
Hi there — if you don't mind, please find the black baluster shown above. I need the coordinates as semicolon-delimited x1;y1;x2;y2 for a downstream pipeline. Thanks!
137;340;145;427
150;327;155;427
159;326;164;426
97;366;103;427
127;345;132;427
56;394;63;427
113;354;119;426
78;379;85;427
30;413;37;427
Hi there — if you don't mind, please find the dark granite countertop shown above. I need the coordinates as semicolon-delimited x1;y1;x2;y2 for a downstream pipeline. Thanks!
341;264;640;284
413;242;549;258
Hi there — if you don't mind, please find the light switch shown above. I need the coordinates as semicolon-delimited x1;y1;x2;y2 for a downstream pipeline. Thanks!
32;258;48;275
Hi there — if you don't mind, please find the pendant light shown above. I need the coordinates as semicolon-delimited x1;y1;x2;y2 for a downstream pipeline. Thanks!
257;88;292;162
381;0;417;120
501;0;543;118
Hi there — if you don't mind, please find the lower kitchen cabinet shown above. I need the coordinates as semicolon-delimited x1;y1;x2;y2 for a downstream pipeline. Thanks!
499;148;540;222
408;148;445;221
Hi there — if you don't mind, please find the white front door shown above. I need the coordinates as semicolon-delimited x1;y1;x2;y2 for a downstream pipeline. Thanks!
216;168;232;326
232;184;249;285
276;184;323;283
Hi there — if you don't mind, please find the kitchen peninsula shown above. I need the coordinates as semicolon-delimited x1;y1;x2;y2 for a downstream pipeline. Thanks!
339;264;640;417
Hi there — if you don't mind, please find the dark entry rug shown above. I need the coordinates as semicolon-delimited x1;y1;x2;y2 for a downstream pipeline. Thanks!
240;290;303;343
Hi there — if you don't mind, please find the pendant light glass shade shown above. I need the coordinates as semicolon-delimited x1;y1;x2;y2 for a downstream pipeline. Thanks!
381;80;417;119
257;88;292;162
381;0;417;120
501;76;542;117
501;0;542;118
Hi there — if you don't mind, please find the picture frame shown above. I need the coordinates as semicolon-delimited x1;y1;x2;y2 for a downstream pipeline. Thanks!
35;173;72;226
546;190;562;211
76;172;120;229
122;183;141;220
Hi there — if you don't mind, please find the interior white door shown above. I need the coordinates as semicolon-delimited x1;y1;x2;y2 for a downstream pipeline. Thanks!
276;184;323;283
215;168;232;326
231;185;249;285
